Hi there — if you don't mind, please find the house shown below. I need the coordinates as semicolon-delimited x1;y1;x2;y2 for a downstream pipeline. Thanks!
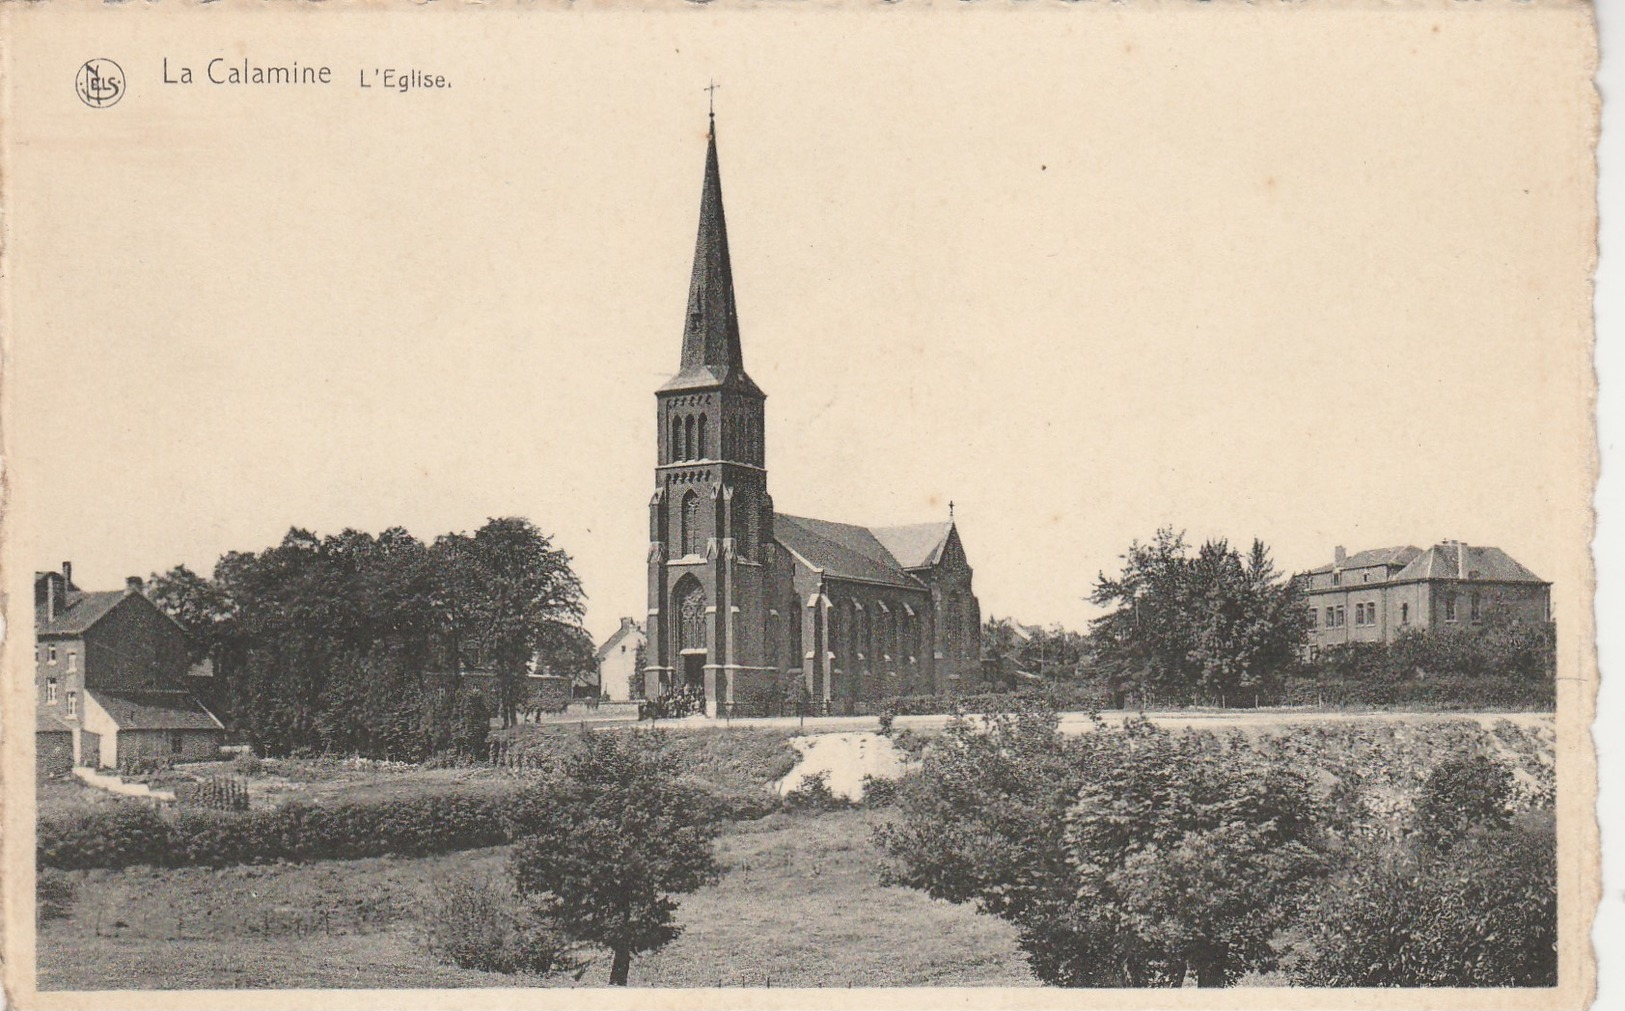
641;115;982;716
594;618;646;701
1299;541;1552;660
36;562;224;768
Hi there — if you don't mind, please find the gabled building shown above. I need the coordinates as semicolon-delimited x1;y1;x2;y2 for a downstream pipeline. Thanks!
594;617;647;702
35;562;223;769
1299;540;1551;659
642;115;982;716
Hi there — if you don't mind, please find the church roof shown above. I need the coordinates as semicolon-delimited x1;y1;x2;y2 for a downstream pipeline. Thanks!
1391;543;1547;584
658;118;764;399
774;513;924;589
870;522;954;569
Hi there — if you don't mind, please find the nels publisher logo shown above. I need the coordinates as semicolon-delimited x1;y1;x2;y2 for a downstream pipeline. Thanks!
76;58;124;108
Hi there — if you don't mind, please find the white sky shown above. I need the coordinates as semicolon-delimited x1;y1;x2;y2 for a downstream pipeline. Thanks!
6;8;1594;644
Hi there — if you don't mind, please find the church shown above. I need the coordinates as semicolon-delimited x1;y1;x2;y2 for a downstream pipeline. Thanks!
643;116;982;717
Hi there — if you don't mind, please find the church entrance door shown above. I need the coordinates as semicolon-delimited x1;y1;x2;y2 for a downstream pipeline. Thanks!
682;653;705;693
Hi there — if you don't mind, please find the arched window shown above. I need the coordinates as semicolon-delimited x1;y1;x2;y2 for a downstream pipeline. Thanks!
845;601;858;672
671;415;682;463
681;491;701;557
742;500;759;559
698;415;708;459
684;416;695;461
789;594;803;669
674;576;707;651
944;593;961;657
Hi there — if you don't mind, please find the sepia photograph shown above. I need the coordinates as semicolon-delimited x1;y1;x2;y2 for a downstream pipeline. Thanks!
0;3;1601;1008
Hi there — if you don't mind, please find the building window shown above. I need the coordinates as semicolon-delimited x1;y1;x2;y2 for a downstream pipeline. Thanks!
1307;609;1317;630
698;415;708;459
1336;606;1347;628
48;644;57;664
1444;594;1458;622
1332;572;1341;586
684;416;695;460
67;649;78;672
46;678;58;704
1324;607;1334;628
172;732;185;755
1470;593;1482;623
1362;573;1370;583
66;691;77;718
1310;646;1321;661
1401;603;1410;625
671;415;682;462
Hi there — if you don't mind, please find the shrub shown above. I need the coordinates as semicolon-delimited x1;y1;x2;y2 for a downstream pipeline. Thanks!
36;868;76;924
422;869;576;976
782;770;850;813
231;752;266;778
860;774;898;807
880;712;1328;987
38;802;172;870
1293;812;1556;987
1413;754;1513;849
39;788;521;871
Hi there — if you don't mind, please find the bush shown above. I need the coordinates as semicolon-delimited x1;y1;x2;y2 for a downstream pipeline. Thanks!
1413;754;1513;849
860;774;898;807
1293;813;1556;986
422;869;576;976
38;802;172;870
781;770;851;813
38;788;521;871
231;752;266;778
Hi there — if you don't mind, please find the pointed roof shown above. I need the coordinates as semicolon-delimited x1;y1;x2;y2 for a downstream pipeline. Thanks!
870;522;954;569
36;590;130;636
659;118;764;398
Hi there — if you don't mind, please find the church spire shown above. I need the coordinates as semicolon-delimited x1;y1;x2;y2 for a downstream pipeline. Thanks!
662;109;762;397
681;117;743;373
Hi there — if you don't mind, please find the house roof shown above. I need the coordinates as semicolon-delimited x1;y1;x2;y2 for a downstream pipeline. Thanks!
1307;546;1421;575
87;690;224;731
1392;543;1546;584
36;707;73;734
870;522;954;570
774;514;923;589
36;590;129;637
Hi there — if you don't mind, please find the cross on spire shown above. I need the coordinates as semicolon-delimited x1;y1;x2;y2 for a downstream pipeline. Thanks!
705;79;720;120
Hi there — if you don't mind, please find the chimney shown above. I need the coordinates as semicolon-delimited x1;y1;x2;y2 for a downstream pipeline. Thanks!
61;561;72;587
1457;542;1468;580
1334;545;1346;567
125;575;144;596
45;575;56;622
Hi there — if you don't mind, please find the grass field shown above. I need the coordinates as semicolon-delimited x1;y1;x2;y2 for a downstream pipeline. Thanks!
37;807;1035;990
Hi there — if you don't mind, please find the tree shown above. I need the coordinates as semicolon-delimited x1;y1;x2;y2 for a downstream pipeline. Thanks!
434;518;587;728
1089;529;1306;706
147;519;586;758
508;731;721;985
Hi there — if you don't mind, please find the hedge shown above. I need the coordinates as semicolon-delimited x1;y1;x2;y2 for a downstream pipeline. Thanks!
38;789;522;871
1276;673;1554;711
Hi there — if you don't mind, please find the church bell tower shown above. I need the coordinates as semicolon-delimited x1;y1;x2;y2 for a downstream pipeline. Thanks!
644;112;776;714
